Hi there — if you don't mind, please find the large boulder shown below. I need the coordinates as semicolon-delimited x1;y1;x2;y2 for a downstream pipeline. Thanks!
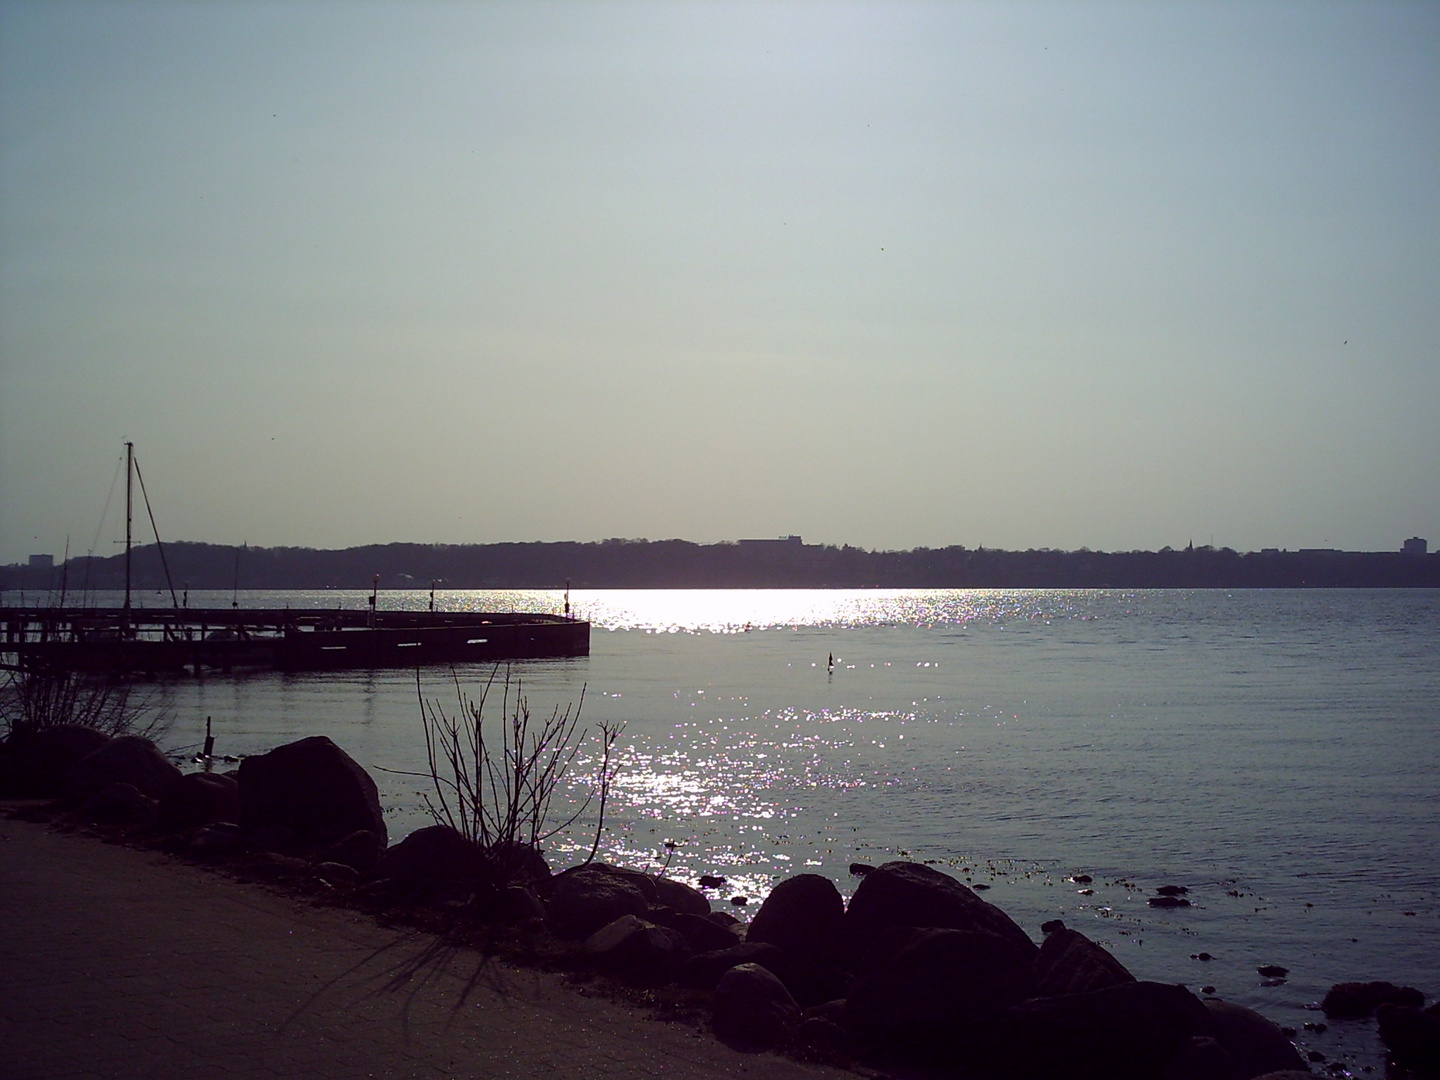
843;861;1037;962
237;736;386;853
1034;926;1137;996
483;841;551;886
681;942;793;992
157;771;240;833
1377;1002;1440;1078
1158;1036;1245;1080
75;782;159;828
1203;999;1308;1078
63;735;182;804
712;963;802;1052
583;914;691;984
1;724;111;797
547;866;652;938
668;912;743;955
545;862;658;901
316;829;385;877
374;824;484;902
844;927;1038;1064
652;875;710;917
747;874;845;963
187;821;245;859
371;833;545;906
1006;981;1216;1080
747;873;849;1005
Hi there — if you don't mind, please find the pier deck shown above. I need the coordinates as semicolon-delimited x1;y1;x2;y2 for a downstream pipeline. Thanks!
0;607;589;673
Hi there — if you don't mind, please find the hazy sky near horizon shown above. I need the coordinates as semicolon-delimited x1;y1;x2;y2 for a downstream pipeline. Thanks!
2;0;1436;564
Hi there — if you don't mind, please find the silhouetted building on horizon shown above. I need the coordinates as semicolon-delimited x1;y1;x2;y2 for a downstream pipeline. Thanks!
1403;537;1428;556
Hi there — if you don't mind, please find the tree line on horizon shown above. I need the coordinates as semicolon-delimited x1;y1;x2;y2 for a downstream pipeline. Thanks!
3;538;1436;595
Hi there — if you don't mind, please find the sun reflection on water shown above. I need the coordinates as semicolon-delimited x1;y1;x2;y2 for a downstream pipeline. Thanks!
568;588;1115;633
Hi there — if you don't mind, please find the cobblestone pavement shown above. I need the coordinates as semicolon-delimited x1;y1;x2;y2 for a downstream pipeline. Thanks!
0;815;847;1080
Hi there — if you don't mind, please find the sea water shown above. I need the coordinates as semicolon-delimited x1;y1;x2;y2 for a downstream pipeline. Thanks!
76;587;1440;1073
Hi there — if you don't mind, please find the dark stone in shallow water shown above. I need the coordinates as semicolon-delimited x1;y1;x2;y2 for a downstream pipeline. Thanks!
1148;895;1191;908
1322;980;1424;1019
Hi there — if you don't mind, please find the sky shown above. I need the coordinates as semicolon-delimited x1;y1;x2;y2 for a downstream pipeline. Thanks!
1;0;1436;564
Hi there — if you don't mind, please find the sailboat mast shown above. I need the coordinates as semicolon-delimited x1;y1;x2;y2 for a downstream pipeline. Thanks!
124;440;134;612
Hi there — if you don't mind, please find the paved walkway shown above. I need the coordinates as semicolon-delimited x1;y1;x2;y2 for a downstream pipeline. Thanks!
0;815;847;1080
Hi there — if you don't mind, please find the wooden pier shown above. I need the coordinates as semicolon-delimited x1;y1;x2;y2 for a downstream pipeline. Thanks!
0;607;590;674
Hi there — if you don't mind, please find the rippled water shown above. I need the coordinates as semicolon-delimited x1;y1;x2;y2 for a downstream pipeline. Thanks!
102;587;1440;1073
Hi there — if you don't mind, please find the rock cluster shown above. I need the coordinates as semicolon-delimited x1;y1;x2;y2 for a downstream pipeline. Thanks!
6;729;1432;1078
0;727;386;871
526;855;1318;1080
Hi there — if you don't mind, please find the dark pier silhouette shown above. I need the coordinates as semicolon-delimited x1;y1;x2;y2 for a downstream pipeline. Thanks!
0;606;589;675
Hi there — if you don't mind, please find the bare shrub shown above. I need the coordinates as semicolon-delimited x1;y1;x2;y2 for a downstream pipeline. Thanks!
397;666;623;898
0;666;170;741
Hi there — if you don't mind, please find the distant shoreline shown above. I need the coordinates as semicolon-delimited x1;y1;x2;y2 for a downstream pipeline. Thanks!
4;537;1437;592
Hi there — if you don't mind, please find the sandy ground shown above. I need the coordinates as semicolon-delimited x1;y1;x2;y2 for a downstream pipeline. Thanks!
0;813;850;1080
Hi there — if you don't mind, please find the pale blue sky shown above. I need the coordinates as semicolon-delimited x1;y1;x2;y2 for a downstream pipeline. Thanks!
2;0;1436;564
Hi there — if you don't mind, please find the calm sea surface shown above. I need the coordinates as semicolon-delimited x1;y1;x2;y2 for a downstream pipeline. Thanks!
73;588;1440;1072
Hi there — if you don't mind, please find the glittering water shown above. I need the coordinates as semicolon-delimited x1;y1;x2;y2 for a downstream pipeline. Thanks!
95;587;1440;1072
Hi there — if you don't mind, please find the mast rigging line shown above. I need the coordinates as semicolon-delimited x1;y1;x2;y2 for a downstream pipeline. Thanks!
131;452;180;609
120;442;181;612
